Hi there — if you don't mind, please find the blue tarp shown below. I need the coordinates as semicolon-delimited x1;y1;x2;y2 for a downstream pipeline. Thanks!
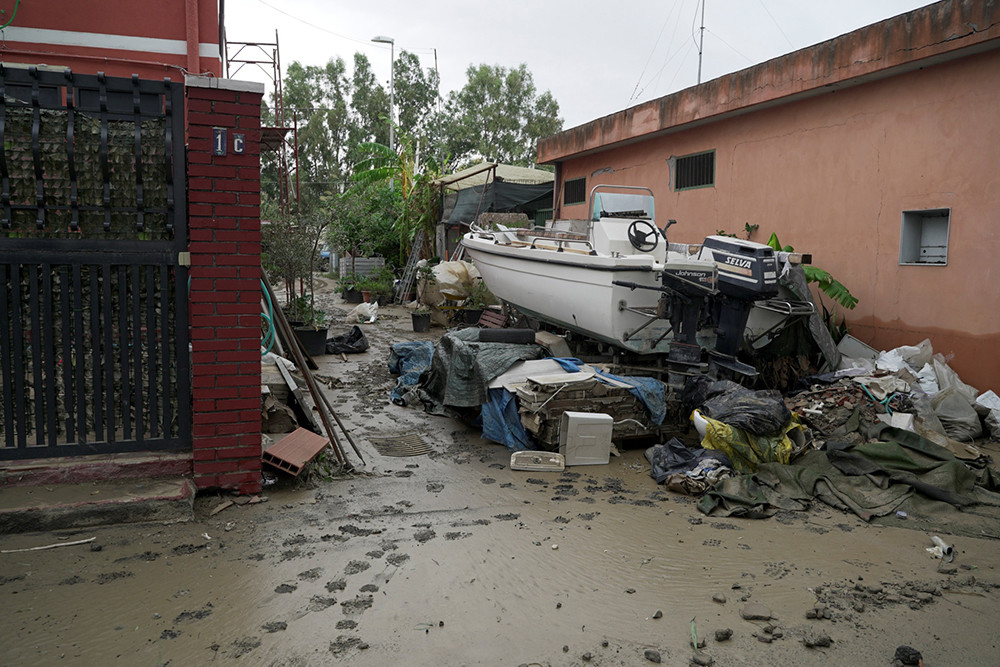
481;388;535;452
550;358;667;425
388;341;435;405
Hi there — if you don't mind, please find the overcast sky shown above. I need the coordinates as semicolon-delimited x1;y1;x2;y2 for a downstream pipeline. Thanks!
224;0;934;131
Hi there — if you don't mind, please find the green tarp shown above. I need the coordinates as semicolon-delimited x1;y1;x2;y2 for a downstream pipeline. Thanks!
698;424;1000;539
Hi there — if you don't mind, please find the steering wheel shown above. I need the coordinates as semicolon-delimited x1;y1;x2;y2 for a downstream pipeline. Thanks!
627;219;660;252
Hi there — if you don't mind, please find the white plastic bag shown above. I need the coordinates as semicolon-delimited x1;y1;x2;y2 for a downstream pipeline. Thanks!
344;301;378;324
933;354;978;404
875;348;908;373
915;363;940;395
898;338;934;370
975;390;1000;439
931;386;982;441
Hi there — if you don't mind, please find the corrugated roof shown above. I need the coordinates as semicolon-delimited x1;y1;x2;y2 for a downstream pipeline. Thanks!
435;162;555;190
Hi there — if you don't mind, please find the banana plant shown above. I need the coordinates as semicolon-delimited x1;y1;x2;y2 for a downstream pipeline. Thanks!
766;232;858;310
352;137;441;259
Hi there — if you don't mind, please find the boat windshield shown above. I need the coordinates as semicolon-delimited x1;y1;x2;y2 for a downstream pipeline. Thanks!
591;192;655;221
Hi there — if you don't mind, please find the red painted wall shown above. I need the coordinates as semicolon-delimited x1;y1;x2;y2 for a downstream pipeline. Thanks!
186;78;263;494
0;0;221;80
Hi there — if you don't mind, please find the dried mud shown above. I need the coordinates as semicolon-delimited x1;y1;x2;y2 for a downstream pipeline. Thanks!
2;295;1000;666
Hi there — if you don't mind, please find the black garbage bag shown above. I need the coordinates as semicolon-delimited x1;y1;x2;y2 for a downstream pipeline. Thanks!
686;376;791;436
326;325;370;354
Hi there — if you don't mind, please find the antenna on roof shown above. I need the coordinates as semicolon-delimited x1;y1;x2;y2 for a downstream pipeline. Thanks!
697;0;706;84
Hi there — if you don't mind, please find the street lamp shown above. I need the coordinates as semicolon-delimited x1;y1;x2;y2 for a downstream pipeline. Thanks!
371;35;395;153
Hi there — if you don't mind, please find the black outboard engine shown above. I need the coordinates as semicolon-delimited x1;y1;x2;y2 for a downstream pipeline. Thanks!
658;259;717;387
698;236;779;376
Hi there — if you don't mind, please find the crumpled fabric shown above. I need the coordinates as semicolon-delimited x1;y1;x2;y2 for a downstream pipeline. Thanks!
645;437;732;483
697;425;1000;539
663;459;733;496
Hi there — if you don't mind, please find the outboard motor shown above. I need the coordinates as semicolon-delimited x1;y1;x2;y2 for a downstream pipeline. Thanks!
658;256;717;388
698;236;780;376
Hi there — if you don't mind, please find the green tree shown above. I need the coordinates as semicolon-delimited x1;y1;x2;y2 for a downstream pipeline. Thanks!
393;51;441;152
443;63;562;168
346;53;390;168
282;59;351;211
326;182;402;270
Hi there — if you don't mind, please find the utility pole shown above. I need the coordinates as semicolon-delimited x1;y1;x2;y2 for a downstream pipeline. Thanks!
434;48;442;169
697;0;706;84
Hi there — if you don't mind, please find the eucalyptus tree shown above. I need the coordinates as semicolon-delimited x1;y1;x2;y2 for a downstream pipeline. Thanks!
443;63;562;168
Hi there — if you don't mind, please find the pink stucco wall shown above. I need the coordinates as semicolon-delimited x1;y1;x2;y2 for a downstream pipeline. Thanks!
553;49;1000;392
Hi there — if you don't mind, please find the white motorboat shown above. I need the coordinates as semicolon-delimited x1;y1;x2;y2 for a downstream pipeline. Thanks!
462;185;789;378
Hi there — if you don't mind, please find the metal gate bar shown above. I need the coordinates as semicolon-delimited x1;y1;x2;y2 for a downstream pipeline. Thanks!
0;67;189;461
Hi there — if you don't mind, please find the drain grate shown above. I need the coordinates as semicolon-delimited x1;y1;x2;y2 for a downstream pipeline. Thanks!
368;432;433;457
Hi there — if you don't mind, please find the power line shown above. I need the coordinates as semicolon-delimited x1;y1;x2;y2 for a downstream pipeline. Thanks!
629;3;683;103
254;0;436;57
757;0;796;50
704;28;755;65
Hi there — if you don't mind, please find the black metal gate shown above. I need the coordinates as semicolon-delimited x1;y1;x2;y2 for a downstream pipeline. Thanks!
0;66;190;460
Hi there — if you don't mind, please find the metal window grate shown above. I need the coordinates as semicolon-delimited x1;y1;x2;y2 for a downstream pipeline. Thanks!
675;151;715;190
563;177;586;205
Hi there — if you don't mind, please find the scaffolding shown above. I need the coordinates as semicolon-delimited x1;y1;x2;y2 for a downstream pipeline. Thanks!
225;31;298;215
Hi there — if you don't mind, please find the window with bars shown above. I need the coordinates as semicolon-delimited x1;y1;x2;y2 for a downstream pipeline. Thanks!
564;177;586;205
674;151;715;190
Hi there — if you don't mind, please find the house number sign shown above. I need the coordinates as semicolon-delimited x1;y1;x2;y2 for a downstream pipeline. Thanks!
212;128;246;156
212;127;227;156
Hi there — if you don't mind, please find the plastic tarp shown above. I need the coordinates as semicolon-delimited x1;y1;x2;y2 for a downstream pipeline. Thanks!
447;180;554;224
481;388;535;452
698;424;1000;539
551;358;668;425
388;341;435;405
697;412;805;474
389;329;545;414
687;377;791;436
422;329;546;409
778;262;840;370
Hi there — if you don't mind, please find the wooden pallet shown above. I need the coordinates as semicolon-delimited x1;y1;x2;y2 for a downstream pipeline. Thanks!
478;308;508;328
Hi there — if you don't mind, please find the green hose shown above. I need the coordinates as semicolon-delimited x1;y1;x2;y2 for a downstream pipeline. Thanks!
260;279;275;355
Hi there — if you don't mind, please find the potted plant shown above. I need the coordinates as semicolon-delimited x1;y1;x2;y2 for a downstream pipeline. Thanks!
463;279;494;324
340;272;364;304
282;296;328;356
357;267;395;305
411;305;432;332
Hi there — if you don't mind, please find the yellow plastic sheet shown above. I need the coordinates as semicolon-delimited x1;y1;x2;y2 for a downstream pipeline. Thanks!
697;412;805;474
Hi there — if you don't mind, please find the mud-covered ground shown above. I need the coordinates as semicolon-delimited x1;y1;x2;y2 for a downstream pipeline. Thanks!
2;287;1000;666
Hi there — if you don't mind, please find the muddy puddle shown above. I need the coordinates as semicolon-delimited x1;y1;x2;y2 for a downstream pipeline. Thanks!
3;303;1000;666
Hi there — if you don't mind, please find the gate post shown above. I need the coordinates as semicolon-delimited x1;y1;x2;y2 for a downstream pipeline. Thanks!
185;77;264;494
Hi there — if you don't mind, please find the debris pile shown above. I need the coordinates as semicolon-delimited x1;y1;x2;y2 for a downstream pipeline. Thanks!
516;373;655;450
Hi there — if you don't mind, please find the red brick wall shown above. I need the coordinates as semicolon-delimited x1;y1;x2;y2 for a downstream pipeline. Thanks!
185;77;263;494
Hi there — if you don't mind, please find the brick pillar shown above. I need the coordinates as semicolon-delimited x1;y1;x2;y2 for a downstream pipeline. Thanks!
185;77;264;494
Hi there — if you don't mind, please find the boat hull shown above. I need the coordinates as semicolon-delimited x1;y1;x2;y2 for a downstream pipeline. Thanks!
462;235;673;354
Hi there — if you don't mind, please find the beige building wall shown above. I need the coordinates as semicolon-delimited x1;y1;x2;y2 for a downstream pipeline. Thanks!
552;48;1000;391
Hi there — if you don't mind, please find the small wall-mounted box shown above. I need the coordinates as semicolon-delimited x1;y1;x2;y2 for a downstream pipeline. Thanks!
559;411;612;466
